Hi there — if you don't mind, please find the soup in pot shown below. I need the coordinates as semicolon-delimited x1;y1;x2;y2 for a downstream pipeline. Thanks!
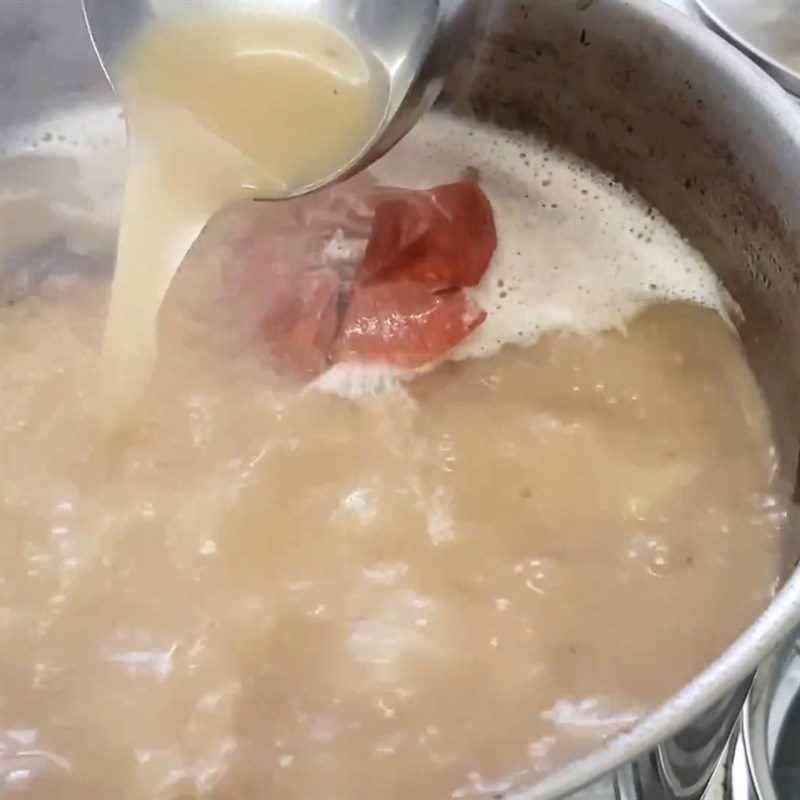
0;12;788;800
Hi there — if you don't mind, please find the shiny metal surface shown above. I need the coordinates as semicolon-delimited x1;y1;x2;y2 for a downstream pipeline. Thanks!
727;632;800;800
694;0;800;98
1;0;799;798
81;0;482;198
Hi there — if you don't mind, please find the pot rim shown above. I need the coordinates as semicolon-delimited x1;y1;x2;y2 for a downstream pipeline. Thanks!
507;1;800;798
694;0;800;98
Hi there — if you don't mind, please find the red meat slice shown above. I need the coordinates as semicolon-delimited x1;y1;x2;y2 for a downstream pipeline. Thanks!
334;282;487;369
230;179;496;377
357;180;497;290
261;268;341;377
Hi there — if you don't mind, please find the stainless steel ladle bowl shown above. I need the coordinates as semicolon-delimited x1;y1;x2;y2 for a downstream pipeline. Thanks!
81;0;481;198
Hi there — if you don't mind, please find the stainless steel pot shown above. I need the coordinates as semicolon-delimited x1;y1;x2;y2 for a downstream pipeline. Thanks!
1;1;798;798
726;631;800;799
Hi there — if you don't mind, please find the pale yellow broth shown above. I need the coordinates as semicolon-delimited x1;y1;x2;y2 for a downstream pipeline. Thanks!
103;12;387;408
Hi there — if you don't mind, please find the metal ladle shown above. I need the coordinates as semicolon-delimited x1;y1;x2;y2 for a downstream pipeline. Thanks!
81;0;480;199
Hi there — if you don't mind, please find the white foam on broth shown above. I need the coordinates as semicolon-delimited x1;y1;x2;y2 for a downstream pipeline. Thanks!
320;113;734;396
4;105;733;398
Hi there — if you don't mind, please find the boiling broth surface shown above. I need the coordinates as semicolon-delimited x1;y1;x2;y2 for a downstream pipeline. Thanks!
0;106;787;798
1;277;783;799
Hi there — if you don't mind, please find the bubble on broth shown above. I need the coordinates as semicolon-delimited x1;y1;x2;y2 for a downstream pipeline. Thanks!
0;105;127;262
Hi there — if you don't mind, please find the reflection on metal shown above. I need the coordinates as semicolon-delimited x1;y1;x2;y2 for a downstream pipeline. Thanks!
511;682;750;799
557;636;799;799
727;635;800;800
694;0;800;98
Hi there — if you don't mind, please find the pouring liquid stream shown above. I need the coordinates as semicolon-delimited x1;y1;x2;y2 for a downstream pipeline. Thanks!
102;12;388;412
